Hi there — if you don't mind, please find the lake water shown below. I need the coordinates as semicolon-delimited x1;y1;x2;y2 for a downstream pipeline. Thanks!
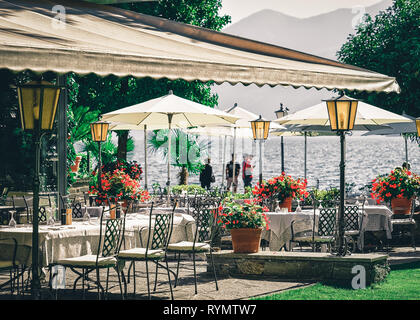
124;132;420;193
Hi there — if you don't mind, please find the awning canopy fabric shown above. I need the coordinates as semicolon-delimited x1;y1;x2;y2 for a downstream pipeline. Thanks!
0;0;400;93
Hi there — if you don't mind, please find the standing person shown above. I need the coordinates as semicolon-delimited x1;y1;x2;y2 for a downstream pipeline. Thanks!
242;154;254;189
199;158;214;190
226;154;240;193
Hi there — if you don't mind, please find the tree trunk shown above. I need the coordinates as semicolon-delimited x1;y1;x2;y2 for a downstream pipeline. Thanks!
179;166;188;185
117;130;128;161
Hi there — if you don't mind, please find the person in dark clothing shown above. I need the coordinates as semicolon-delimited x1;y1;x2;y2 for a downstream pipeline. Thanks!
199;158;213;190
226;154;240;193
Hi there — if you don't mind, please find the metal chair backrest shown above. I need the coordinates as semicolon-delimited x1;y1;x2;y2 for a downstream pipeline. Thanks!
141;202;176;255
23;195;48;223
83;192;90;206
344;204;363;232
318;207;337;236
59;194;71;208
152;202;176;251
97;206;125;259
191;201;219;244
72;202;84;219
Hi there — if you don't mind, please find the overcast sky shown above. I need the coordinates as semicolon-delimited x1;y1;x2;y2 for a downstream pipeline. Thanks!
220;0;384;23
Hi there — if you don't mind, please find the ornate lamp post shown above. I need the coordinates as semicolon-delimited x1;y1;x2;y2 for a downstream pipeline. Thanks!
415;118;420;136
250;115;271;185
325;95;358;256
274;103;288;173
17;80;62;298
90;120;109;195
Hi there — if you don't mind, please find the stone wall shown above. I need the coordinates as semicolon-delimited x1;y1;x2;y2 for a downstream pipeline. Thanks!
207;251;389;286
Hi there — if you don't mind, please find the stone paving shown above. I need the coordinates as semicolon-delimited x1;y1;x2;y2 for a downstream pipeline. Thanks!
0;247;418;300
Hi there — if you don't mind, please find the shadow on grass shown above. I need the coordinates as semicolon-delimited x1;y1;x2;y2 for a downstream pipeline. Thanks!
389;261;420;271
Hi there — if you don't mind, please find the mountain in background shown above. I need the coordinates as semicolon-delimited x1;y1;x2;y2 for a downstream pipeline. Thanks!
212;0;393;119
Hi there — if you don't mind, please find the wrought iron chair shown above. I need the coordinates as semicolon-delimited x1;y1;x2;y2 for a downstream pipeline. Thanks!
290;202;337;252
0;237;31;296
344;203;365;252
49;206;125;299
117;201;176;300
166;201;219;295
0;187;9;205
390;198;417;249
23;194;52;223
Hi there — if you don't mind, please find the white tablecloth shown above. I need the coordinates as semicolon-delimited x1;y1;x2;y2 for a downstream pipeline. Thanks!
359;205;393;248
262;206;394;251
262;209;318;251
0;212;195;267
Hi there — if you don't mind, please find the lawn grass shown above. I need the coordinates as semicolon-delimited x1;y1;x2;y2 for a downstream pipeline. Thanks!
253;262;420;300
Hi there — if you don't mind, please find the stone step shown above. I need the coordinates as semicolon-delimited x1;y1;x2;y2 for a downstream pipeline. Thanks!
207;250;389;286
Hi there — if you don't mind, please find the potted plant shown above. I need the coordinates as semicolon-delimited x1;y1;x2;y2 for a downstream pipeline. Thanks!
70;155;82;173
371;167;420;214
217;197;270;253
89;168;150;209
252;173;309;212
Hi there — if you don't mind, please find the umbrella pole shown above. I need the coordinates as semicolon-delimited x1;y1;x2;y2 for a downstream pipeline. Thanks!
304;132;307;180
167;115;173;204
144;125;148;190
221;135;227;190
281;136;285;173
232;127;237;194
404;135;408;163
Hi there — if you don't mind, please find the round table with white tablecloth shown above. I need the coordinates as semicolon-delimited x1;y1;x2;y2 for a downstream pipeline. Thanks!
0;212;195;267
358;205;393;249
262;209;318;251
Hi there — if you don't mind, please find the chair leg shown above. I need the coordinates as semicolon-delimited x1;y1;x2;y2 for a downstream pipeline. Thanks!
116;266;124;300
192;251;197;295
153;261;159;292
96;268;101;300
174;252;181;288
105;268;110;299
209;249;219;291
145;260;151;300
164;257;174;300
82;268;85;300
411;225;416;250
132;261;136;297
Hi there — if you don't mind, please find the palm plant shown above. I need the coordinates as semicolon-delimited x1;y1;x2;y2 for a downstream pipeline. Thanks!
148;129;209;185
82;134;134;171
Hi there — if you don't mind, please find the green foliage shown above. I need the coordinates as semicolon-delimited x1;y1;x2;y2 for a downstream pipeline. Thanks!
253;262;420;300
218;197;270;230
170;184;206;195
148;129;208;177
337;0;420;123
312;187;340;207
117;0;231;31
224;187;253;200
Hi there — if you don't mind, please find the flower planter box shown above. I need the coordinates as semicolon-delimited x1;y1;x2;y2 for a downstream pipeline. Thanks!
230;228;262;253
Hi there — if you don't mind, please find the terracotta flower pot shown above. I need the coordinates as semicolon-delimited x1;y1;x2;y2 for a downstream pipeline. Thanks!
70;156;82;173
230;228;262;253
278;196;293;212
391;197;412;215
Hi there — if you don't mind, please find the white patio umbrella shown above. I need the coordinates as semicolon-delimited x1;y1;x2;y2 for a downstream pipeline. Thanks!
102;91;240;200
221;104;285;191
187;104;285;190
273;96;412;181
362;113;416;162
108;122;170;190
